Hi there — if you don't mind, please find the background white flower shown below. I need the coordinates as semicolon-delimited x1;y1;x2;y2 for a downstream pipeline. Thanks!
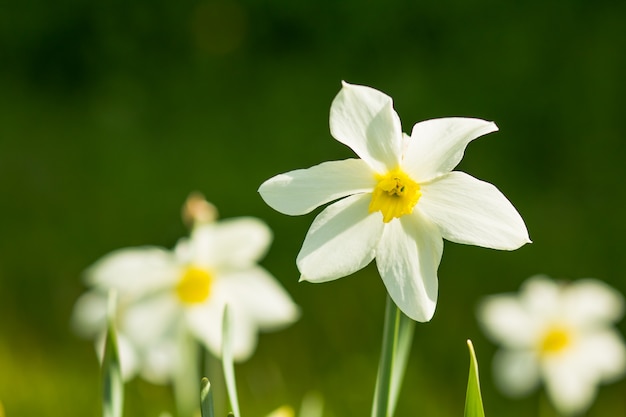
477;275;626;416
72;216;300;383
259;81;530;322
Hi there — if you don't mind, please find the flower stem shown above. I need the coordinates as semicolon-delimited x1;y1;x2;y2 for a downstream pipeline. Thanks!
371;294;415;417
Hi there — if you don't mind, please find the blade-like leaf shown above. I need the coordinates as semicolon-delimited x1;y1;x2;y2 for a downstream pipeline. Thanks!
464;340;485;417
200;377;215;417
102;291;124;417
222;305;241;417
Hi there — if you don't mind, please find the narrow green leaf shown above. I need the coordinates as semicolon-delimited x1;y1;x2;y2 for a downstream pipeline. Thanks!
464;340;485;417
102;291;124;417
200;377;215;417
222;305;241;417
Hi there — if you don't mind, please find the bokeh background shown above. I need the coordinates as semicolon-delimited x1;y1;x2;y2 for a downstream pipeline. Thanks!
2;0;626;415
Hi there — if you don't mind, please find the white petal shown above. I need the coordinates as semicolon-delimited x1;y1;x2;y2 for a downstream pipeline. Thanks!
477;295;539;348
574;329;626;383
258;159;375;215
419;172;530;250
85;247;179;296
185;299;258;362
403;117;498;181
519;275;562;318
297;193;383;282
492;350;540;397
329;82;403;172
218;267;300;330
375;212;442;322
562;279;625;327
116;333;141;382
121;293;181;348
139;339;179;385
94;331;140;382
71;290;107;338
182;217;273;267
543;353;597;416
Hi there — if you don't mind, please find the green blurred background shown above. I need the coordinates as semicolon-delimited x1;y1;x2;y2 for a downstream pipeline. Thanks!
2;0;626;415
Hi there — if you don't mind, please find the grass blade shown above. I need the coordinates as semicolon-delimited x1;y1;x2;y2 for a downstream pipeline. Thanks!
200;377;215;417
464;340;485;417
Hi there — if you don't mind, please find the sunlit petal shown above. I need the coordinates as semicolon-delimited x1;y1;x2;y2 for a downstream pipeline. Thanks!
419;172;530;250
330;82;403;172
403;117;498;181
258;159;375;215
297;194;383;282
376;212;442;322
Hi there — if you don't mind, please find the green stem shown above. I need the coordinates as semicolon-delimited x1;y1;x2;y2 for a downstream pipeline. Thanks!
371;295;414;417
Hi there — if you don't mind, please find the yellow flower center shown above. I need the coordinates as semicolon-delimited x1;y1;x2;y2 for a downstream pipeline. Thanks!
369;168;421;223
540;325;571;355
176;266;213;304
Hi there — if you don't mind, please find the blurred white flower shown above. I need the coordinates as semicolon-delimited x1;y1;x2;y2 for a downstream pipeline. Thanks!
478;275;626;416
72;216;299;383
259;81;529;322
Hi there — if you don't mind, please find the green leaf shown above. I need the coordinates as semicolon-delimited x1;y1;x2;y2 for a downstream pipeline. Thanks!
464;340;485;417
102;291;124;417
222;305;241;417
200;377;215;417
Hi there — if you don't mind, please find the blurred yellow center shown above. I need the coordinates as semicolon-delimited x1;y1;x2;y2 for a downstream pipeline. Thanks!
369;168;421;223
540;326;571;355
176;266;213;304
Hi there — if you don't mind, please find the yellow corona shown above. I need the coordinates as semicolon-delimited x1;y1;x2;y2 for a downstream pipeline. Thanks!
369;168;421;223
540;325;571;355
176;266;213;304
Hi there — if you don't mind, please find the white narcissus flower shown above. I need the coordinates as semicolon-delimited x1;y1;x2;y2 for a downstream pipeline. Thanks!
258;81;530;322
72;217;299;383
478;275;626;416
